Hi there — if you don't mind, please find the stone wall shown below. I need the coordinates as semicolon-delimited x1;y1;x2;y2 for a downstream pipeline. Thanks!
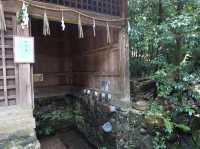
76;93;155;149
75;93;125;149
0;106;40;149
128;109;153;149
0;130;40;149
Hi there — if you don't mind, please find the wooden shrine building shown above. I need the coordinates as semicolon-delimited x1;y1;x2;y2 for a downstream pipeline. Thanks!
0;0;129;148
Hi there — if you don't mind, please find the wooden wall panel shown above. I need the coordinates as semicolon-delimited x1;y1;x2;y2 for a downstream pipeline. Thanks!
32;19;73;88
32;18;123;97
0;13;17;107
71;26;121;94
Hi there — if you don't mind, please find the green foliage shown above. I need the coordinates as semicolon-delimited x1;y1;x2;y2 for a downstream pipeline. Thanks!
163;117;173;134
129;0;200;76
16;0;32;24
147;58;199;147
16;8;24;25
175;123;191;132
153;132;167;149
146;101;164;115
35;105;84;137
146;102;173;134
146;101;193;148
146;102;191;135
129;1;200;148
35;109;73;136
129;58;154;77
98;147;107;149
128;0;160;77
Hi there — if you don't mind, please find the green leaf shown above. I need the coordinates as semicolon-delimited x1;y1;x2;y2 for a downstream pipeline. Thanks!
163;118;174;134
175;124;191;132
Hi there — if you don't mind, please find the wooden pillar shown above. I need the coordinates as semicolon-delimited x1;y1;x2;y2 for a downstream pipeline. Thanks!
16;27;33;108
119;0;130;107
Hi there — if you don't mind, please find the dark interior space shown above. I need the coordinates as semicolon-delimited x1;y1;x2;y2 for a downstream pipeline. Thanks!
31;18;119;100
31;18;116;149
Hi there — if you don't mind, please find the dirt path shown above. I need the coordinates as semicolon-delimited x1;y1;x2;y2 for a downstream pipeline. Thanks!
40;137;67;149
40;130;95;149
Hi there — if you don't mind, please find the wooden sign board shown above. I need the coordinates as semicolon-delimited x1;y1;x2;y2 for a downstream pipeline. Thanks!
33;74;44;82
14;36;35;63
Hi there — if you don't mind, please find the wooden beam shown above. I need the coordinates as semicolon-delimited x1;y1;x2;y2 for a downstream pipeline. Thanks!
16;0;123;28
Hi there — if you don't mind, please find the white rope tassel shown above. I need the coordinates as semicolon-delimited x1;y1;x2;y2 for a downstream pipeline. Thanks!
93;18;96;37
107;22;111;44
0;0;6;31
78;14;84;38
43;10;50;36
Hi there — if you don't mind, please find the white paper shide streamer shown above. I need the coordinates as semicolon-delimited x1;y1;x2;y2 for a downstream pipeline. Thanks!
93;18;96;37
107;22;111;44
131;49;134;57
43;10;50;36
78;14;84;38
0;0;6;31
61;10;65;31
128;21;131;32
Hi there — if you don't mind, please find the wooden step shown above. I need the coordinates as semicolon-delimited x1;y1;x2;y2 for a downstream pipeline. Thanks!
0;76;15;79
0;85;15;90
0;95;16;101
0;66;15;69
0;45;13;49
0;55;14;59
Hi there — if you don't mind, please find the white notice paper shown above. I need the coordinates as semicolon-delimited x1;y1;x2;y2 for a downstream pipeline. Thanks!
14;36;34;63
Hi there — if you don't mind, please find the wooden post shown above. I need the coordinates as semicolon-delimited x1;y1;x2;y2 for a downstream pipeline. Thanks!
16;26;34;108
119;0;130;107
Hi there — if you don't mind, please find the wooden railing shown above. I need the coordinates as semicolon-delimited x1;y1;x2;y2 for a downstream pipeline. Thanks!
37;0;122;16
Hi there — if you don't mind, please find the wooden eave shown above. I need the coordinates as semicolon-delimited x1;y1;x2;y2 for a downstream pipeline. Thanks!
29;1;124;28
3;0;125;28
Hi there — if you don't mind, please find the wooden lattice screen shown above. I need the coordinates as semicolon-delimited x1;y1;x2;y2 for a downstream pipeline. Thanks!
0;13;17;106
38;0;121;16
